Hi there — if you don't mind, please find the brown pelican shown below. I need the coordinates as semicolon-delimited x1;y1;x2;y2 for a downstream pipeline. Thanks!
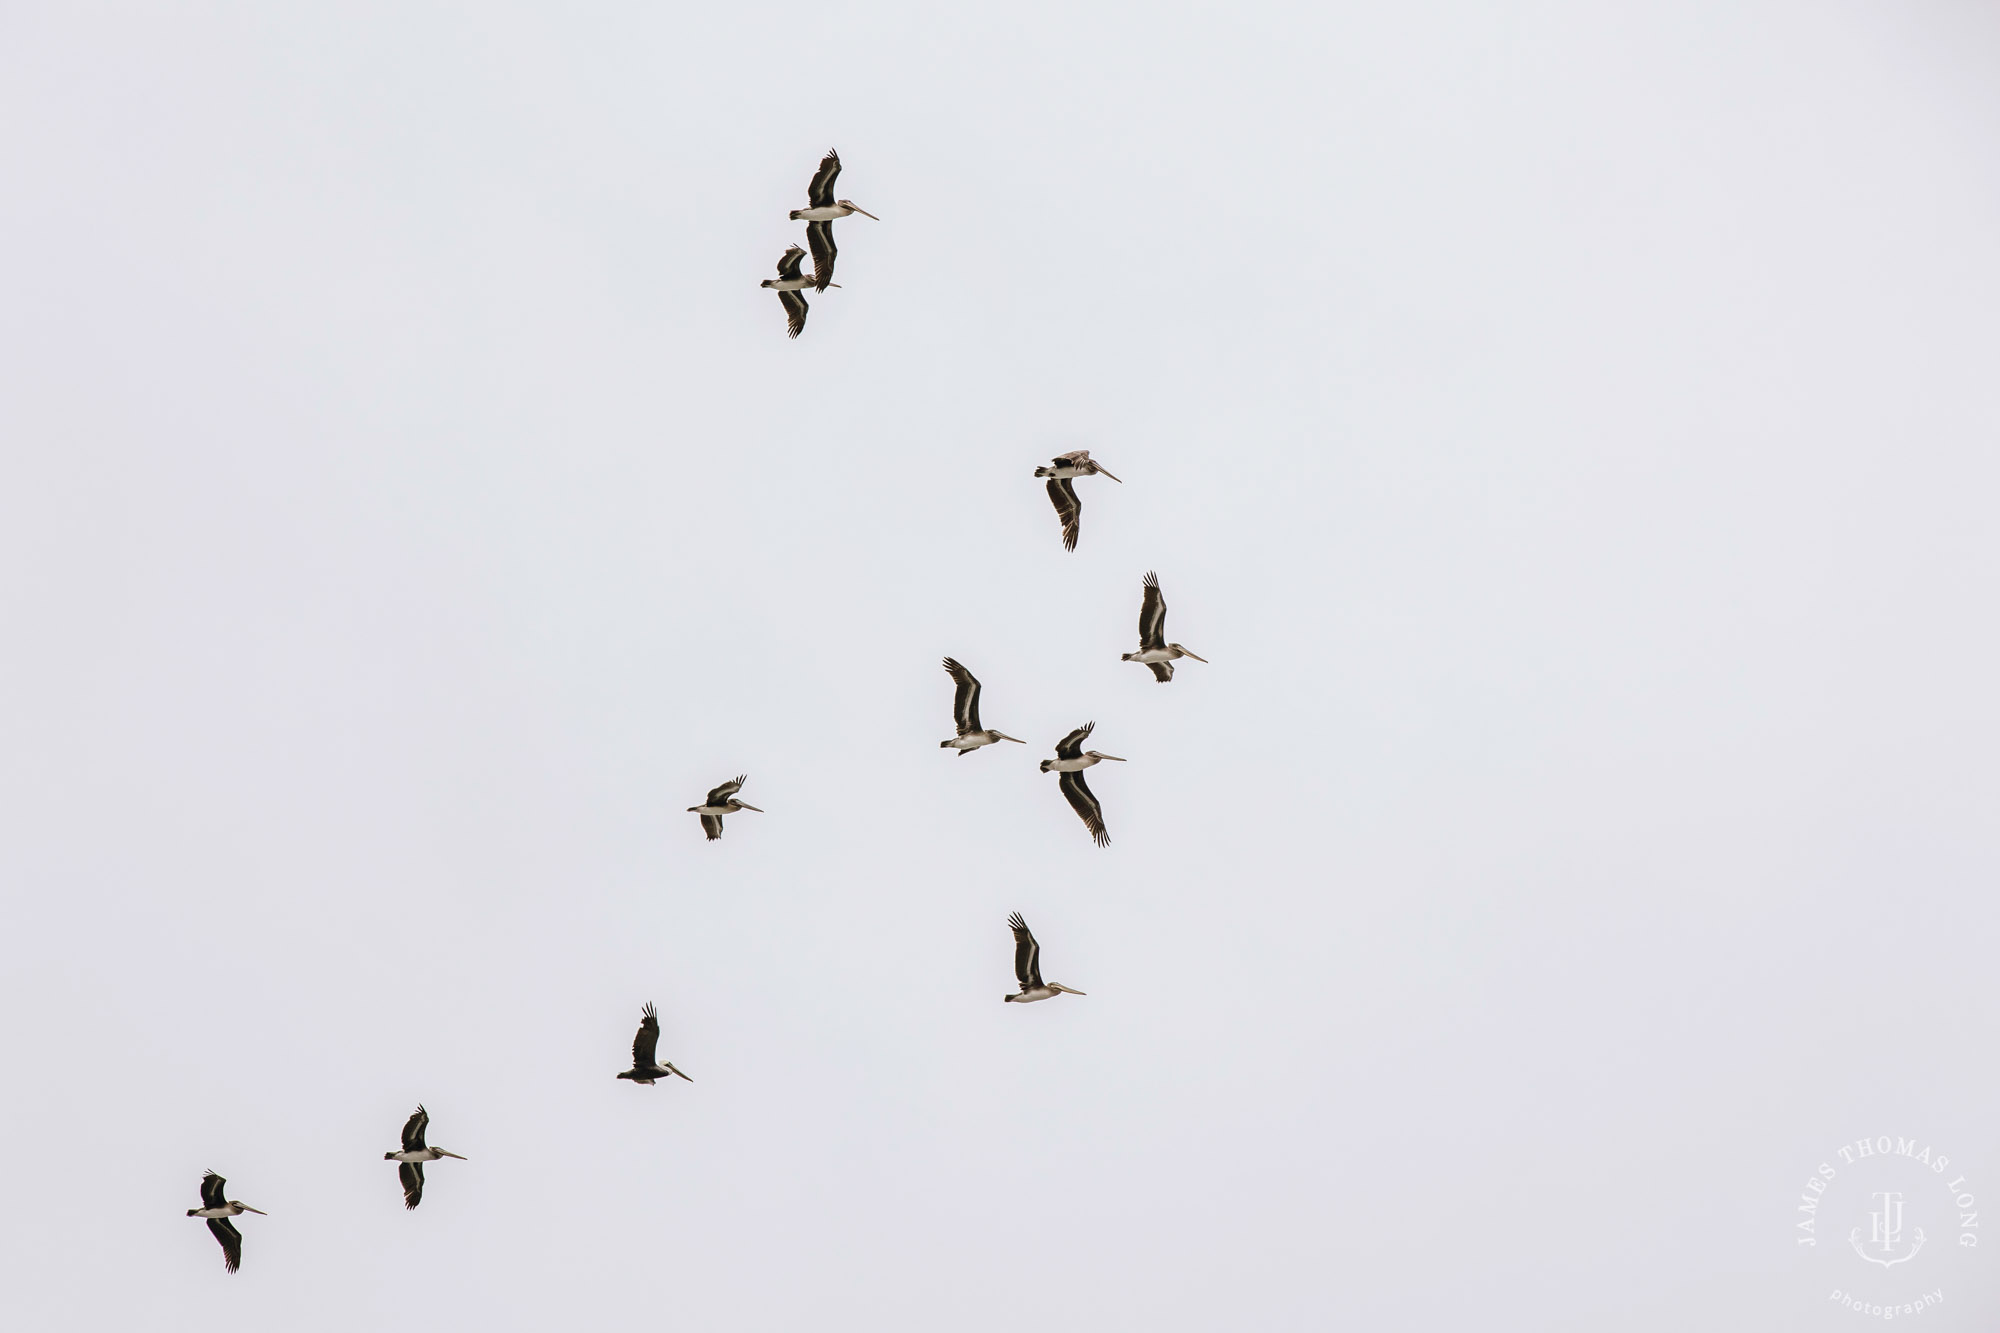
689;776;762;842
383;1105;467;1210
1121;571;1206;682
760;244;837;338
1033;451;1121;552
616;1002;692;1086
788;149;877;292
1004;913;1087;1003
940;658;1025;755
1039;723;1123;847
186;1171;265;1274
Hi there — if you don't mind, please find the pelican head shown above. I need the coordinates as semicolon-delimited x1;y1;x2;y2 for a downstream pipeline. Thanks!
1168;644;1206;662
838;201;879;220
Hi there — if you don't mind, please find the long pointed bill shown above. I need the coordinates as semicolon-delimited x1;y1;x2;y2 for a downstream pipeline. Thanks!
1098;469;1123;482
1052;985;1088;995
1099;755;1127;762
850;206;879;220
1180;649;1208;662
999;734;1026;743
241;1207;268;1215
737;804;764;812
669;1065;694;1082
438;1150;469;1160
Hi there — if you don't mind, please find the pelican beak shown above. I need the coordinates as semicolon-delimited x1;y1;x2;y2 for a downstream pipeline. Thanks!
242;1206;268;1215
854;207;879;220
1100;755;1127;762
737;804;764;813
438;1150;469;1160
1053;985;1088;995
1098;468;1123;483
669;1065;694;1082
1000;734;1026;743
1179;648;1208;662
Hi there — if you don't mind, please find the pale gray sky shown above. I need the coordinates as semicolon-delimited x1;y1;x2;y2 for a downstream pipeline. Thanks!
4;3;2000;1329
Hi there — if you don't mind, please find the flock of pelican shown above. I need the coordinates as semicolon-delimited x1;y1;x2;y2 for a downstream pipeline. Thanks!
182;148;1197;1276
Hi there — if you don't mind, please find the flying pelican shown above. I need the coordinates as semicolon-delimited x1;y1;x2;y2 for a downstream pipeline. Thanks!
788;149;877;292
1032;450;1121;552
1004;912;1087;1003
616;1002;692;1085
1121;571;1207;682
760;244;838;339
1039;722;1123;847
186;1171;265;1274
383;1105;467;1211
689;775;762;842
940;657;1025;755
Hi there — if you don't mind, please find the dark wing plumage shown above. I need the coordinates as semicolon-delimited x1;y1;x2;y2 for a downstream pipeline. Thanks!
700;813;723;841
942;657;982;734
1059;770;1110;847
207;1217;242;1273
1054;721;1094;760
400;1105;428;1153
199;1171;226;1211
1051;449;1091;466
1046;478;1081;552
1148;661;1174;683
774;244;807;280
705;776;746;806
805;220;837;292
632;1003;661;1070
778;288;808;339
1138;571;1167;649
399;1161;425;1211
807;148;841;209
1008;912;1042;989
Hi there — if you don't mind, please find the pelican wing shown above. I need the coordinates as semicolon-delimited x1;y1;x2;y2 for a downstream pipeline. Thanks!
1148;661;1174;683
1059;770;1111;847
805;220;837;292
1138;571;1167;649
704;776;746;806
632;1003;661;1070
806;148;841;209
1007;912;1042;989
1046;478;1081;552
1053;721;1094;760
700;813;723;841
778;288;808;339
399;1161;425;1211
400;1105;429;1153
207;1217;242;1274
774;244;807;281
942;657;982;734
1051;449;1092;466
199;1171;227;1211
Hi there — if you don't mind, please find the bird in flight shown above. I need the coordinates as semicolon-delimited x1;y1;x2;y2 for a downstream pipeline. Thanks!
689;775;763;841
1120;571;1206;682
788;148;877;293
761;243;837;338
1004;912;1087;1003
1039;722;1124;847
939;658;1026;755
1033;450;1121;552
383;1105;468;1210
616;1002;693;1086
186;1171;266;1274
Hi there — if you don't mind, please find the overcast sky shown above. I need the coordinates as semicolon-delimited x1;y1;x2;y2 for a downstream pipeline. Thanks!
5;3;2000;1329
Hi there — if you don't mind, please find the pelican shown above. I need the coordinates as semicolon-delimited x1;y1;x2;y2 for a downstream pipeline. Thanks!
1122;571;1206;682
1004;912;1087;1003
1039;722;1123;847
1032;450;1121;552
940;657;1025;755
383;1105;467;1210
186;1171;265;1274
616;1002;692;1086
760;244;838;338
689;775;762;841
788;149;877;292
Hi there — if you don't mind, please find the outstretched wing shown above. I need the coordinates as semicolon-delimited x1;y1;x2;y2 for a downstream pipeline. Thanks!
779;288;808;339
399;1161;425;1211
700;813;723;841
1050;449;1091;466
807;148;841;209
1007;912;1042;989
942;657;982;735
1138;571;1167;649
1046;478;1081;552
1148;661;1174;683
1053;721;1094;760
705;776;746;806
400;1105;429;1153
632;1003;661;1070
199;1171;227;1211
805;220;837;292
208;1217;242;1274
1059;770;1110;847
775;244;807;280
